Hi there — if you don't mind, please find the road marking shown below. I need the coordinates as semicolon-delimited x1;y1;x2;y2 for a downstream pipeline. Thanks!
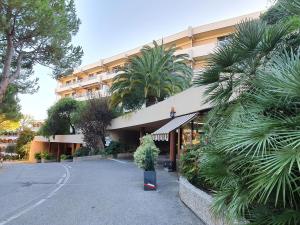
0;165;70;225
109;159;127;164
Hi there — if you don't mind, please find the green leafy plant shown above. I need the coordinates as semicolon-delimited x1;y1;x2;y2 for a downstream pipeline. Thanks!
144;147;155;171
41;152;54;160
34;152;41;160
110;40;193;110
73;147;90;157
104;141;121;155
60;154;72;160
134;135;160;170
193;1;300;224
180;145;212;192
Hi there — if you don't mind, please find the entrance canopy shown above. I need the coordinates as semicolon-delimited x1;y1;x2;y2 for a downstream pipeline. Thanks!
152;113;198;141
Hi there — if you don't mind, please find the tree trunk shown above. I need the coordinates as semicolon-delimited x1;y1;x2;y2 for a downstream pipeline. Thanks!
0;35;14;103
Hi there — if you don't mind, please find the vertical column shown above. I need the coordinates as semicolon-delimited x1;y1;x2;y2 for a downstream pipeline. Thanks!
169;130;176;171
139;127;146;143
177;128;182;160
57;143;60;162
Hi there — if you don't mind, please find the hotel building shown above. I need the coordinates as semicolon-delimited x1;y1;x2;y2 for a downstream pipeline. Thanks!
30;12;261;164
55;12;260;101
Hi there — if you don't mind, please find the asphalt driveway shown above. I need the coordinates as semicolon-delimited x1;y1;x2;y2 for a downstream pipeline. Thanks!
0;160;202;225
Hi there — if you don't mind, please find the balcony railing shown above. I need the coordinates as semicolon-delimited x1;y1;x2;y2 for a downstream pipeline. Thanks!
56;71;120;93
175;42;217;59
71;90;111;101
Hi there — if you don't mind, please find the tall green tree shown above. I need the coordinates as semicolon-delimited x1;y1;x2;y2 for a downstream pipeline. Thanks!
16;128;35;159
74;98;114;154
40;98;80;137
193;0;300;224
0;0;83;103
110;40;193;110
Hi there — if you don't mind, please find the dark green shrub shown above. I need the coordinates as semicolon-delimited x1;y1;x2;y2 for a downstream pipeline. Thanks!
180;145;212;192
105;141;121;155
73;147;90;157
41;152;54;160
60;154;73;160
144;147;155;171
34;152;41;160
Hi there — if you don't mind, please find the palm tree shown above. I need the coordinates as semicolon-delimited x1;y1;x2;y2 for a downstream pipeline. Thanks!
110;41;193;110
193;1;300;224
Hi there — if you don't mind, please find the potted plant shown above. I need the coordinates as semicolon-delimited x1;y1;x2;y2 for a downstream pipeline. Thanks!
60;154;73;162
34;152;41;163
134;135;160;191
41;152;56;163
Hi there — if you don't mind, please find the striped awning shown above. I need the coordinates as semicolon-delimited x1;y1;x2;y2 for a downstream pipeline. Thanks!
152;113;198;141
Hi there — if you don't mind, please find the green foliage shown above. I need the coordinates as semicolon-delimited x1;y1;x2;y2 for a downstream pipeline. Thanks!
104;141;121;155
40;98;80;137
74;98;113;153
34;152;41;160
0;0;83;103
73;147;90;157
134;135;160;170
180;145;212;192
16;128;35;159
41;152;54;160
193;2;300;224
5;145;16;153
110;40;193;111
144;147;155;171
0;85;22;121
60;154;72;160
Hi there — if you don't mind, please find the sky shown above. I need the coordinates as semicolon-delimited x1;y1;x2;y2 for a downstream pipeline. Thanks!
19;0;271;120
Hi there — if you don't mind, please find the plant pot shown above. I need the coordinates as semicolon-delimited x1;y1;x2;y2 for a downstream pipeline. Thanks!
113;153;118;159
61;159;73;163
35;159;41;163
144;171;157;191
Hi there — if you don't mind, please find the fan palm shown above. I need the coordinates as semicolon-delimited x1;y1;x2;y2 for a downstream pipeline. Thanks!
193;0;300;224
110;40;192;110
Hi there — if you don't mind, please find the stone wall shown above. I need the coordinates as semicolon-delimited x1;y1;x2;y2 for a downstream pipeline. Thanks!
179;176;227;225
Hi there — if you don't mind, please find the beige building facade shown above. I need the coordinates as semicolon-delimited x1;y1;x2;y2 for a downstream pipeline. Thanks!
55;12;261;101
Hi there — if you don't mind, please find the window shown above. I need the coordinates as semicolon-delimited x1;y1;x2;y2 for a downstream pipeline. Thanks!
217;35;230;46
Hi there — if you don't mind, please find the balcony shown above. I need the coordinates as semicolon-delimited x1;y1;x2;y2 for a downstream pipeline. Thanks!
72;90;111;101
56;71;120;93
175;42;217;59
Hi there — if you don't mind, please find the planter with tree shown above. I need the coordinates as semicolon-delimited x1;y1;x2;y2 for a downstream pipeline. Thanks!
134;135;160;191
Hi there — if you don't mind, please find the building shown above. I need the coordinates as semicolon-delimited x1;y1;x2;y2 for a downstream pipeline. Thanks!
29;12;262;163
55;12;261;101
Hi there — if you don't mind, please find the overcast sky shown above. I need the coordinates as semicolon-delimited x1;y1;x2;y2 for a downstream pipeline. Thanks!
19;0;271;120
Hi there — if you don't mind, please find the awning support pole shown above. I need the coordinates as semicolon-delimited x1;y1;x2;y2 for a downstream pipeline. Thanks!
169;130;176;171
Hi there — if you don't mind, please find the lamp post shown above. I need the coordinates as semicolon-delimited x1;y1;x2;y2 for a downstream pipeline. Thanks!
170;106;176;118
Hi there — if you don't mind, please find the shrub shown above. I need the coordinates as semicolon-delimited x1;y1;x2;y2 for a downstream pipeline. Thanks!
41;152;54;160
144;147;155;171
180;145;213;192
60;154;73;160
34;152;41;160
104;141;121;155
73;147;90;157
134;135;160;170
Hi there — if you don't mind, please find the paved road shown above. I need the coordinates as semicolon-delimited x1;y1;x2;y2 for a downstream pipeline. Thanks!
0;160;202;225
